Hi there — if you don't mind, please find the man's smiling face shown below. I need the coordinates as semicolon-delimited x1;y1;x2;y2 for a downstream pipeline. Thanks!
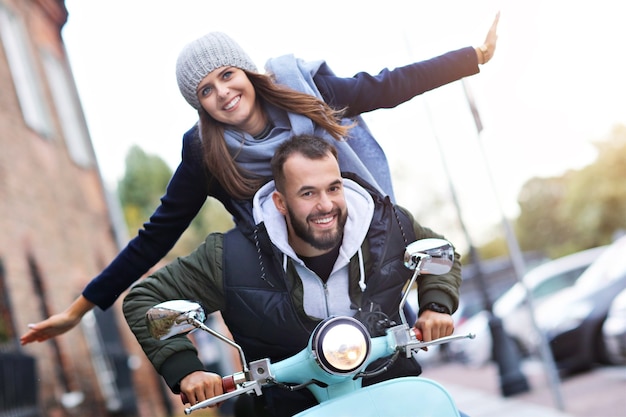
272;151;347;257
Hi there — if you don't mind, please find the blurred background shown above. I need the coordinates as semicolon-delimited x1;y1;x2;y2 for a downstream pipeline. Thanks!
1;1;625;416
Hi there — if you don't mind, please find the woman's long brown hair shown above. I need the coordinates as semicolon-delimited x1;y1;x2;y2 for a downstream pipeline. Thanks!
198;70;354;200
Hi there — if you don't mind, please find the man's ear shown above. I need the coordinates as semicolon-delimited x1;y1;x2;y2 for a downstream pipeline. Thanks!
272;191;288;215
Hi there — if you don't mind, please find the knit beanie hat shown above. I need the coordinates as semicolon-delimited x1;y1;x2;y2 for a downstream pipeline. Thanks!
176;32;258;110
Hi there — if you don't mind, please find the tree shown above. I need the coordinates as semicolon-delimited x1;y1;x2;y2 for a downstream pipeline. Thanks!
514;124;626;257
562;125;626;247
118;145;173;233
515;175;573;256
117;145;234;263
166;197;234;260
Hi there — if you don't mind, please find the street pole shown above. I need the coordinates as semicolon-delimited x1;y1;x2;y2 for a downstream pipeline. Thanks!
461;79;564;408
424;102;529;397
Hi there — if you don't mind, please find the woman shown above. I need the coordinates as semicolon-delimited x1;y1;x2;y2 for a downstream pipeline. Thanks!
21;12;499;345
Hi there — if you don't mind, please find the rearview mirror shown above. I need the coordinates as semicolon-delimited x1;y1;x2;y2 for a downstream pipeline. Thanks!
146;300;206;340
404;238;454;275
399;238;455;326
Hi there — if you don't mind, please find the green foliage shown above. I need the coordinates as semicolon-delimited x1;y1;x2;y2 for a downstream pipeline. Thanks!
514;124;626;258
166;198;234;261
0;319;9;343
118;145;173;233
117;145;234;263
475;232;509;260
516;175;574;256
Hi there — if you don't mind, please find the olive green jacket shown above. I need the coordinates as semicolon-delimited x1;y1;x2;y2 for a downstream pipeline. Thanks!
123;202;461;391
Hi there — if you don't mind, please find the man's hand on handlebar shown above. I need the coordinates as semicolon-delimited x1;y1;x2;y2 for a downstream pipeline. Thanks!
414;310;454;342
180;371;224;407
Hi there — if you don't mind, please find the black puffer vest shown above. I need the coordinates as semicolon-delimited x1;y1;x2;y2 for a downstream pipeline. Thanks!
221;173;416;363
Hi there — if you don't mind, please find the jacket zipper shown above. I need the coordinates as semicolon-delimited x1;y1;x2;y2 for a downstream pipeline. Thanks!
323;282;330;317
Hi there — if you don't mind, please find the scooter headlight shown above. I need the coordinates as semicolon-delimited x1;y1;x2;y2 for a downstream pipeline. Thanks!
312;317;371;375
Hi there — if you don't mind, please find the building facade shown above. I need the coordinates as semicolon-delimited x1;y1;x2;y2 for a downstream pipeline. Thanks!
0;1;173;415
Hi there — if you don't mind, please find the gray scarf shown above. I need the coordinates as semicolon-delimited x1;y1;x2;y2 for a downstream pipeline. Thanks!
222;54;395;201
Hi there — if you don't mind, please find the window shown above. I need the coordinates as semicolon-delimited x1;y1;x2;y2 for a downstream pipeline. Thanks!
0;4;54;138
532;266;587;299
0;258;15;349
42;50;94;168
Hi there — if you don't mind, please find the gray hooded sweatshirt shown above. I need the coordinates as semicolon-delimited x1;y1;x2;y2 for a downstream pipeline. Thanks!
253;178;374;320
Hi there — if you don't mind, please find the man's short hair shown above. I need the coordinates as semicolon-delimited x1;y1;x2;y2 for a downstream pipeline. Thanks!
271;134;339;192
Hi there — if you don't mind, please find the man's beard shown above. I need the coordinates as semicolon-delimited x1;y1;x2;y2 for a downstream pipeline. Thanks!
287;206;346;251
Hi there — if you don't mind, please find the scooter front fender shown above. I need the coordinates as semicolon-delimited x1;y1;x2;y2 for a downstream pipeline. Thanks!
293;376;460;417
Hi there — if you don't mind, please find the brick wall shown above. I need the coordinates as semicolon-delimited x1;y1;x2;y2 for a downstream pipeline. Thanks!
0;1;171;416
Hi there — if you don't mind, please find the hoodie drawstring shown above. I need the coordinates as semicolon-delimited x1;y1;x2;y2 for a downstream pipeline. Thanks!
357;247;366;292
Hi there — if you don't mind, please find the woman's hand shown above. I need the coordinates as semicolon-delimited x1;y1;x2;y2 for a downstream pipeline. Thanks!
20;295;95;345
476;11;501;64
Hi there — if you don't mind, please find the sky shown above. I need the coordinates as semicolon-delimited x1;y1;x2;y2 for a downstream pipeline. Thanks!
60;0;626;249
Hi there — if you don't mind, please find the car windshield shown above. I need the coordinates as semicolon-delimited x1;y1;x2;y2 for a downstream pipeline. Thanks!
576;237;626;289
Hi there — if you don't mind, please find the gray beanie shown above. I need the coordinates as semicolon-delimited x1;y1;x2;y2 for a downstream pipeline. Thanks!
176;32;258;110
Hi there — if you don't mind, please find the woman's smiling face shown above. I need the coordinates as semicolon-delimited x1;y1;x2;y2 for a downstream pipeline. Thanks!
196;67;265;135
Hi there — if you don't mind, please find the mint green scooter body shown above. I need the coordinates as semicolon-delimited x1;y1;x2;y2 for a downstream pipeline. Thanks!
269;325;461;417
293;376;460;417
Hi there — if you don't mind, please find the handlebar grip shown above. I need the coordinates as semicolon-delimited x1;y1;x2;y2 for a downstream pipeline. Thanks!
412;327;423;341
222;375;236;393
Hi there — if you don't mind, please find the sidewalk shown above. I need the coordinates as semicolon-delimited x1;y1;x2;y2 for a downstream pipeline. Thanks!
421;359;626;417
444;383;575;417
423;359;576;417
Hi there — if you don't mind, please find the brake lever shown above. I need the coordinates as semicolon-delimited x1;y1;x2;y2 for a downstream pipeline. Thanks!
184;381;263;415
408;333;475;351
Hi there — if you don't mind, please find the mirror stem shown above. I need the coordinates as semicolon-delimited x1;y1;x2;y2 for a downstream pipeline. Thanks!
398;260;424;326
190;318;249;373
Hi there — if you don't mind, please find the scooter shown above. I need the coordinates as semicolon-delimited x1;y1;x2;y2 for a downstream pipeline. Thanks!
146;238;475;416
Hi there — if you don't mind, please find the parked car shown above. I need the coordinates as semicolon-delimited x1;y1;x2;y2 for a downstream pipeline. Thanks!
536;235;626;374
602;287;626;364
448;245;608;367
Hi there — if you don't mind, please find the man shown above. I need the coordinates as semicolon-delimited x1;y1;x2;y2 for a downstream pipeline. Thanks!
123;134;461;417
